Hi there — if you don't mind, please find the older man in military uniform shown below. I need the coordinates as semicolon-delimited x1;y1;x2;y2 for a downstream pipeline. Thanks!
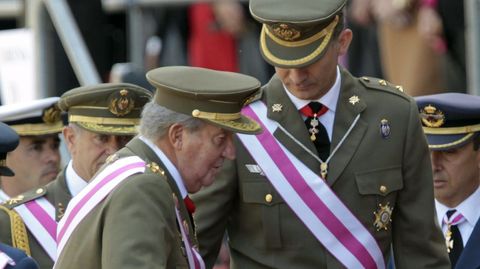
54;66;262;269
0;98;63;201
417;93;480;269
192;0;450;268
0;83;152;268
0;123;38;269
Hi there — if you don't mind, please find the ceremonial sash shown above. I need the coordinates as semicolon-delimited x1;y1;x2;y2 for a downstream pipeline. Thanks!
55;155;205;269
56;156;146;260
13;197;56;260
238;102;385;269
0;251;15;268
174;206;205;269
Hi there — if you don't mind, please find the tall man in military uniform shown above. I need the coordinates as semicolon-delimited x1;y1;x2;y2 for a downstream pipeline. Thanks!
54;66;262;269
0;123;38;269
0;98;64;201
192;0;450;268
0;83;152;268
417;93;480;269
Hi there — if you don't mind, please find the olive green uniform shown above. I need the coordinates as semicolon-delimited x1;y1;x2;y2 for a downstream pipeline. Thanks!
192;69;450;268
54;138;194;269
0;172;71;268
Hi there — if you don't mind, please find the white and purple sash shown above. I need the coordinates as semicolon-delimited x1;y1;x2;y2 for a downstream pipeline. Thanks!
238;102;385;269
13;197;56;260
55;155;205;269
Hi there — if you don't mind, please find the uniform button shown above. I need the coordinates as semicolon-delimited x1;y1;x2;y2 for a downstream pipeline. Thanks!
379;185;387;194
36;188;43;194
265;194;273;203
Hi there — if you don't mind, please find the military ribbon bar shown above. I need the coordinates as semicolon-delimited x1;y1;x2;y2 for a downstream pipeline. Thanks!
14;197;57;261
238;101;385;269
55;156;146;263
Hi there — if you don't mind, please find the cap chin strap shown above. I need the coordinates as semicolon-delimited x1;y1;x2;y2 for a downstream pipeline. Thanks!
423;123;480;135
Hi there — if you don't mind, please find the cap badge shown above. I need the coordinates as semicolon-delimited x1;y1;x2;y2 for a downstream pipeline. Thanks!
349;95;360;105
42;105;61;124
373;202;393;231
380;119;391;138
109;89;135;117
271;23;301;41
420;105;445;128
272;103;283;112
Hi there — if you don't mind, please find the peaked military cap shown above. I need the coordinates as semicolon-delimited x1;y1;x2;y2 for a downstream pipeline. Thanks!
0;97;63;136
416;93;480;150
0;122;19;176
58;83;152;135
146;66;262;134
249;0;347;68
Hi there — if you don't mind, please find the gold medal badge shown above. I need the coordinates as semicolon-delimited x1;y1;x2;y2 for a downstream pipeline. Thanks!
420;105;445;128
373;203;393;231
108;89;135;117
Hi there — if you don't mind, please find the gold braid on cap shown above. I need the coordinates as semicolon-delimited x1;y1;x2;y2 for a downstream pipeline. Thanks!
0;205;31;256
261;16;339;66
191;110;241;121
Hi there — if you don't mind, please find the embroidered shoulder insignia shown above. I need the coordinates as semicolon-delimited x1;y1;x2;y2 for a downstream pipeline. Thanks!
147;162;165;176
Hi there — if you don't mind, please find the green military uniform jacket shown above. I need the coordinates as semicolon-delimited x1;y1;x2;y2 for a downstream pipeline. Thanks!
54;138;194;269
0;171;71;269
192;69;451;268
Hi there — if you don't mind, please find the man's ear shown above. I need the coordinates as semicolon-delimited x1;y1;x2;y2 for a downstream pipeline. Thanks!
168;123;184;150
62;126;76;153
337;29;353;56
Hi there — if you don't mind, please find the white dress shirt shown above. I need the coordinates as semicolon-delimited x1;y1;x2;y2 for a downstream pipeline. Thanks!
435;186;480;246
65;161;89;197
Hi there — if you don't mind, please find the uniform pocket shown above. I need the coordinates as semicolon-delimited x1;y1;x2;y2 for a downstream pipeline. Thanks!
355;166;403;196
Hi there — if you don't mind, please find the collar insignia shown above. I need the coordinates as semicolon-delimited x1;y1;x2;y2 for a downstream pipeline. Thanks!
349;95;360;105
272;103;283;112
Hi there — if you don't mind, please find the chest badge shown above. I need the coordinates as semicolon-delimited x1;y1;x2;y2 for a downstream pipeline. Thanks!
373;202;393;231
380;119;391;138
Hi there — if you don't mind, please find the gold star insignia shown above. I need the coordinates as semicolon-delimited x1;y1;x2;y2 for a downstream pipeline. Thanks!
349;95;360;105
272;104;283;112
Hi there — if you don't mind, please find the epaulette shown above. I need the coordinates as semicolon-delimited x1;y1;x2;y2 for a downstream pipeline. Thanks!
359;76;409;101
244;89;264;106
2;187;47;209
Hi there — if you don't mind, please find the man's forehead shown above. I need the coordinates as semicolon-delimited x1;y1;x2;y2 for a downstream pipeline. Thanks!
21;134;60;143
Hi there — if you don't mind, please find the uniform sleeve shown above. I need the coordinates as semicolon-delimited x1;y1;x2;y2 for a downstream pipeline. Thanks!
191;158;238;268
392;100;451;268
101;175;178;269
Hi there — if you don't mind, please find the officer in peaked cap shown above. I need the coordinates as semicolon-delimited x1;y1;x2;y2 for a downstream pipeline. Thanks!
0;83;152;269
0;97;63;201
0;122;19;177
192;0;450;268
417;93;480;268
54;66;261;269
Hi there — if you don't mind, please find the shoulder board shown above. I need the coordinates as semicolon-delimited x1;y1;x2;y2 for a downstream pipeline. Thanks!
244;89;264;106
2;187;47;209
358;76;409;101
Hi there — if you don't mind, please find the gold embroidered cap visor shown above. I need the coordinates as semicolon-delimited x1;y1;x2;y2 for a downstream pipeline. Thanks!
146;66;262;134
250;0;346;68
415;92;480;151
58;83;152;136
0;97;64;136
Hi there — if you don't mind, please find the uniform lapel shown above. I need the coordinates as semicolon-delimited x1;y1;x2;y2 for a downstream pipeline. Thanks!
455;219;480;269
46;170;72;222
326;69;368;186
264;75;320;173
126;138;197;244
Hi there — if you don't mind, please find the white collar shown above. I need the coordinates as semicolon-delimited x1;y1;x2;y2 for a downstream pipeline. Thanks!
284;66;341;113
139;136;188;199
65;161;88;197
435;186;480;227
0;189;9;203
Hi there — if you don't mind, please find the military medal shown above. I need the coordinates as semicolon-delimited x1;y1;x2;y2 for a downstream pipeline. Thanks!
373;203;393;231
445;226;453;253
309;116;320;141
320;162;328;179
380;119;391;138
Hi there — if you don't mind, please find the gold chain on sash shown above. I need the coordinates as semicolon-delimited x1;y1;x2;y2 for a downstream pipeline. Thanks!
0;205;31;256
